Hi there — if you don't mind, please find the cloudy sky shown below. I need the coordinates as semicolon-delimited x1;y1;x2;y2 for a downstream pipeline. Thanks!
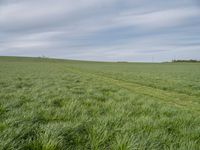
0;0;200;62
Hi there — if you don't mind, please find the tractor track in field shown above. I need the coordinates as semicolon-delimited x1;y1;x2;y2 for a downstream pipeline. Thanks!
65;66;200;113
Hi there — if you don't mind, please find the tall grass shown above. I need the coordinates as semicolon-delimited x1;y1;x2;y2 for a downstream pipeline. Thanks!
0;57;200;149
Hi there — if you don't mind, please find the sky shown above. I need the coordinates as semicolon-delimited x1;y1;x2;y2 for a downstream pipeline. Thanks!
0;0;200;62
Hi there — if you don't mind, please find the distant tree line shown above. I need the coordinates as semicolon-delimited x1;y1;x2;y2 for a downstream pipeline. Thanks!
172;59;200;63
38;55;49;59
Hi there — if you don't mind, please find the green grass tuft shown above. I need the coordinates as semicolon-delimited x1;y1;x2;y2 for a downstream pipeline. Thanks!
0;57;200;149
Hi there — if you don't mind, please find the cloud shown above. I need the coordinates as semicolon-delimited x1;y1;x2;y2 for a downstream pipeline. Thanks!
0;0;200;62
114;7;199;28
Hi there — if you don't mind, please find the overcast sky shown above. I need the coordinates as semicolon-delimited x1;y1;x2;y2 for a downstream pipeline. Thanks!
0;0;200;62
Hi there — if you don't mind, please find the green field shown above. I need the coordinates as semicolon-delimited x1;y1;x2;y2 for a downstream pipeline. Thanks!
0;56;200;150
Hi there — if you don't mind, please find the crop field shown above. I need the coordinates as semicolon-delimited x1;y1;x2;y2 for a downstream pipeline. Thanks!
0;56;200;150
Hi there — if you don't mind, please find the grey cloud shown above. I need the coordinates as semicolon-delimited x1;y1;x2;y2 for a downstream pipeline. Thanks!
0;0;200;62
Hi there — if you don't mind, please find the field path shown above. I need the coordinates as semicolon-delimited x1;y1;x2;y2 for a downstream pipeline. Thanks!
65;66;200;113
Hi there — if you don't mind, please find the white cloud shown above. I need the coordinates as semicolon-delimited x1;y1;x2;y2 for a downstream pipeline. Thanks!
0;0;200;61
114;7;199;28
0;0;116;30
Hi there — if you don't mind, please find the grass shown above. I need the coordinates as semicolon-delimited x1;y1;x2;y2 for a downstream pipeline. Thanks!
0;56;200;150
